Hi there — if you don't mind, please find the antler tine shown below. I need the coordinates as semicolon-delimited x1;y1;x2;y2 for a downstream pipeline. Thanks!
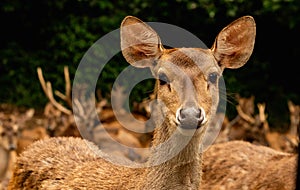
64;66;72;106
37;67;72;115
54;66;72;108
37;67;49;99
257;103;267;122
236;105;256;124
46;82;72;115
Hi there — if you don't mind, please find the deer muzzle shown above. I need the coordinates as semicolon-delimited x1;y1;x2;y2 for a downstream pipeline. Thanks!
176;107;206;130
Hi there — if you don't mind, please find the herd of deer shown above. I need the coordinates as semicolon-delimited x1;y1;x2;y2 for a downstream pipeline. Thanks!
0;15;298;189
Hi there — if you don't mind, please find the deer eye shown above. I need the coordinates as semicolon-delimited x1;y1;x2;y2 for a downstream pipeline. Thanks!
158;73;170;85
208;72;218;84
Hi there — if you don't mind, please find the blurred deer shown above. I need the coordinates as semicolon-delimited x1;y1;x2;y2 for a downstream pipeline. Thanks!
258;101;298;153
0;123;18;187
287;100;299;141
37;66;83;138
217;95;269;145
202;140;297;190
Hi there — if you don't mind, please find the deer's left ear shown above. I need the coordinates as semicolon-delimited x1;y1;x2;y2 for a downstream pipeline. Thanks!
211;16;256;69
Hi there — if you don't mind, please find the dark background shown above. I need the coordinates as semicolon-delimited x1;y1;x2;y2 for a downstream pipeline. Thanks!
0;0;299;128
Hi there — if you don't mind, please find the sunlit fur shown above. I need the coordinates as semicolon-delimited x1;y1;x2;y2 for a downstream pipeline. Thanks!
8;15;257;190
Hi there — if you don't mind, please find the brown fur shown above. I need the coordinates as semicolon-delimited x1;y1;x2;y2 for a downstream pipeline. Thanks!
16;126;49;154
0;124;18;181
202;140;297;190
8;15;256;189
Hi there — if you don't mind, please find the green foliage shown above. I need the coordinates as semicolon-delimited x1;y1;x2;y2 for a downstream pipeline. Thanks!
0;0;299;127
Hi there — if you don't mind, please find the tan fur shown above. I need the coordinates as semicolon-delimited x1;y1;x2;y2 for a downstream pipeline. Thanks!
16;126;49;154
202;140;297;190
9;15;256;189
0;124;18;181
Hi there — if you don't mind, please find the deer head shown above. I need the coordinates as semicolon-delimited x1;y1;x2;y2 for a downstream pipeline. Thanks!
0;124;18;151
120;16;256;139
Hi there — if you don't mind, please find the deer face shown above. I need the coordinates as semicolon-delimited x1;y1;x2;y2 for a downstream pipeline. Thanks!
0;124;18;151
120;16;256;135
152;48;221;132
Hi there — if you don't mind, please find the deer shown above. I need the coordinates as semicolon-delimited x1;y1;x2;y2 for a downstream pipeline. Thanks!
37;66;82;138
8;15;256;189
287;100;299;143
259;102;298;153
0;123;18;188
202;140;297;190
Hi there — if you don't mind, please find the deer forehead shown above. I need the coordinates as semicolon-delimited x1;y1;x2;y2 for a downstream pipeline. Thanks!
0;124;18;136
157;48;221;78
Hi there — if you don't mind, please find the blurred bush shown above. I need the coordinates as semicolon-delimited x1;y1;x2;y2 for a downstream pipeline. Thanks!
0;0;299;127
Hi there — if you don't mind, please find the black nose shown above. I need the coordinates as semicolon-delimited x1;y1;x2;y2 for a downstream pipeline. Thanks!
176;107;205;129
9;144;16;151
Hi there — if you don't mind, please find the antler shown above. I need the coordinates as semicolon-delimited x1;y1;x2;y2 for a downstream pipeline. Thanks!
287;100;299;136
236;105;256;124
257;102;270;133
54;66;72;108
257;103;267;123
37;67;72;115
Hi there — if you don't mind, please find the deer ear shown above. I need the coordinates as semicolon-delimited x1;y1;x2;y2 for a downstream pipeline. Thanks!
211;16;256;69
120;16;164;68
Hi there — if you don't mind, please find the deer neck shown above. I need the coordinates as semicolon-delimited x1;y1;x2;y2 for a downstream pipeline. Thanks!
0;147;9;179
142;118;203;190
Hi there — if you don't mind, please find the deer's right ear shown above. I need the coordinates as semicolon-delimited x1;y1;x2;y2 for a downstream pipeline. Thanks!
120;16;164;68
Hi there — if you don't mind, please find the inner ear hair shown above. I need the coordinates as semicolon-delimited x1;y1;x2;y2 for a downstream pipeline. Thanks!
120;16;164;68
211;16;256;69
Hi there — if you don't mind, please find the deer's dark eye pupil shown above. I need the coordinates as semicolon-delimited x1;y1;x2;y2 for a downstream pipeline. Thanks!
158;73;169;85
208;72;218;84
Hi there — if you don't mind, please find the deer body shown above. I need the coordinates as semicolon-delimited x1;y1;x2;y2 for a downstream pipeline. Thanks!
0;124;18;181
0;146;10;180
9;16;256;189
202;140;297;190
0;124;18;190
